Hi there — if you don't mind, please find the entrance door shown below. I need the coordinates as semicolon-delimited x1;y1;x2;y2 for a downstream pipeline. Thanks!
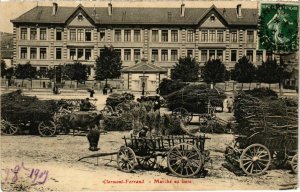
55;66;62;85
140;77;148;92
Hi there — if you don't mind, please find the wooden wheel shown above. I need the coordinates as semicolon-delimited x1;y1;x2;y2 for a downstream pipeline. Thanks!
117;146;136;173
167;143;202;178
1;119;19;135
101;105;113;116
239;144;271;176
38;121;57;137
291;154;298;174
172;108;192;124
137;157;157;170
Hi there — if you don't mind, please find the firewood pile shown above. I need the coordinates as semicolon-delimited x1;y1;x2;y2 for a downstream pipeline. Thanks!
233;92;298;139
106;92;135;109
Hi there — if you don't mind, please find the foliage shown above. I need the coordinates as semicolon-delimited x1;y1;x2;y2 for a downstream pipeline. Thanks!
256;58;279;84
166;84;226;113
103;116;132;131
244;88;278;98
46;67;56;80
14;62;36;80
201;59;226;85
63;62;88;84
95;46;122;86
234;56;256;85
171;57;200;82
1;60;6;78
159;78;187;96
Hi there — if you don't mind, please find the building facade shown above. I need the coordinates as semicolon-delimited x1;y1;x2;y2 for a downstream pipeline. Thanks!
12;2;291;84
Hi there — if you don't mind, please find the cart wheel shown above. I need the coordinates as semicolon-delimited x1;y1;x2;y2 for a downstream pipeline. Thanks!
117;146;136;173
38;121;56;137
167;143;202;178
137;157;157;170
1;119;19;135
172;108;192;124
291;154;298;174
101;105;113;116
240;144;271;176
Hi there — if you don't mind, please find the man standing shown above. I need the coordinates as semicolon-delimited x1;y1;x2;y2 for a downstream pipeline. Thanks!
226;96;234;113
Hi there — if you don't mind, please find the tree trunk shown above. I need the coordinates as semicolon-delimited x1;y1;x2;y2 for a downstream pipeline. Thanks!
105;78;108;88
70;80;73;88
249;82;251;90
21;79;24;87
241;83;243;90
279;81;282;96
77;80;79;88
269;83;271;89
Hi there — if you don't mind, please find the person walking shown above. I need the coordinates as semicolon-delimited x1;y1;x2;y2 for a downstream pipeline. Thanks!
88;87;95;98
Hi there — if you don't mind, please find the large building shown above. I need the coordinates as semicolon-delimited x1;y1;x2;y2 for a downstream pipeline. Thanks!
11;2;298;90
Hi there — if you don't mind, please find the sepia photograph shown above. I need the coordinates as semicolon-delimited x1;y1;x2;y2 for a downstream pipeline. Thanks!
0;0;299;191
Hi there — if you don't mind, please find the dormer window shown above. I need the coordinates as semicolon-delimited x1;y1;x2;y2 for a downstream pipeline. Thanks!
78;13;83;21
210;15;216;22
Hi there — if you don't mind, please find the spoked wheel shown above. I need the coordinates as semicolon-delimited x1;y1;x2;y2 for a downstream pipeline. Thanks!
172;108;193;124
167;143;202;178
38;121;57;137
1;119;19;135
101;105;113;116
117;146;136;173
291;154;298;174
239;144;271;176
137;157;157;170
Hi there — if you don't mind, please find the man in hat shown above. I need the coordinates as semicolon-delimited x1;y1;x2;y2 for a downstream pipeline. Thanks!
138;125;149;138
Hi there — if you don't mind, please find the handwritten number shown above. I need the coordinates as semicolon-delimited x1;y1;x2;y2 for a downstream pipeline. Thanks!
37;170;49;184
11;165;21;183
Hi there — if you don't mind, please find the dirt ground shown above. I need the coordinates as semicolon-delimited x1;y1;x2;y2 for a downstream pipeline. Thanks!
0;91;298;191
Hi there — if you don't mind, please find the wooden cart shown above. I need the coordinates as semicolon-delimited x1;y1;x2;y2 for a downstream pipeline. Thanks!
117;134;211;178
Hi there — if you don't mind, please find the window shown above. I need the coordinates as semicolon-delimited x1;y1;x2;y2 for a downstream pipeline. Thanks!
85;29;92;41
256;50;263;62
99;29;105;41
77;29;84;41
171;50;178;61
70;49;76;60
187;50;193;58
201;50;207;61
70;29;76;41
20;28;27;40
217;30;223;42
247;30;254;42
99;49;104;57
124;49;131;61
152;30;158;42
40;48;47;59
231;50;237;62
78;49;84;60
134;30;141;42
187;30;194;42
151;49;158;61
56;48;62;59
39;67;47;78
246;50;253;62
209;30;215;42
85;49;92;60
124;30;131;42
231;30;237;42
78;14;83;21
209;50;215;60
201;30;208;42
30;48;37;59
217;50;223;61
115;49;121;58
266;51;272;60
114;30;121;42
134;49;141;61
161;49;168;61
30;28;37;40
20;47;27;59
171;30;178;42
56;29;62;40
162;30;168;42
40;28;47;40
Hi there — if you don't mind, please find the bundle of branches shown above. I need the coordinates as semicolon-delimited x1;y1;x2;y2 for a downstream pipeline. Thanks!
106;92;135;109
1;90;58;122
166;84;226;113
234;92;298;139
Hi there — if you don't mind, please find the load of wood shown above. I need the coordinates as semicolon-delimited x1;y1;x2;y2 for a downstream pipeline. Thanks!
233;91;298;139
165;84;226;113
106;92;135;110
1;90;59;122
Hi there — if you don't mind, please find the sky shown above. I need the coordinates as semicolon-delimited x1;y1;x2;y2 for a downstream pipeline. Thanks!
0;0;298;33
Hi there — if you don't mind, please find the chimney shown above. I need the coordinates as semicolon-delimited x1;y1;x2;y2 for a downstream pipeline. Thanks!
108;3;112;16
52;2;58;16
236;4;242;17
180;3;185;17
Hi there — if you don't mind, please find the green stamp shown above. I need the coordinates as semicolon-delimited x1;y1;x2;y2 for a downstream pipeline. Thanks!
259;3;299;53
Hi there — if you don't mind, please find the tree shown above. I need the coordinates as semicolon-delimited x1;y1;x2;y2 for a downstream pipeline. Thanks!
277;57;292;94
63;62;88;88
14;62;36;87
201;59;226;87
1;60;6;78
234;56;256;90
256;58;279;88
46;67;56;80
95;46;122;87
171;57;200;82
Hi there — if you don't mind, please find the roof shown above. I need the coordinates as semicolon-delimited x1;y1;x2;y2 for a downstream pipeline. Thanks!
11;5;258;26
122;59;168;73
